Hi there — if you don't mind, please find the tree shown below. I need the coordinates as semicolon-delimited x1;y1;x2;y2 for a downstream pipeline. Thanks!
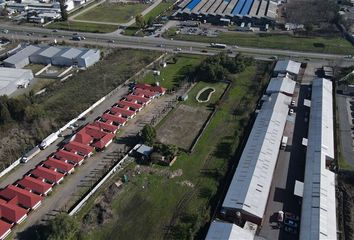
7;98;29;121
147;16;154;27
141;124;156;146
135;14;145;28
0;101;11;124
46;213;78;240
59;0;68;21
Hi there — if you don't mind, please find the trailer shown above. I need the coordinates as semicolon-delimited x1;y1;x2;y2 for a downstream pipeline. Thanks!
281;136;288;149
39;132;58;150
21;146;41;163
210;43;227;49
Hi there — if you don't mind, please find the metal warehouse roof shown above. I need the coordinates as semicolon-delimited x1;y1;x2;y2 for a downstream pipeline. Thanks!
300;78;337;240
222;92;291;219
0;67;32;81
79;49;98;59
274;60;301;75
60;48;82;59
266;76;296;95
205;221;257;240
37;46;62;58
4;45;41;65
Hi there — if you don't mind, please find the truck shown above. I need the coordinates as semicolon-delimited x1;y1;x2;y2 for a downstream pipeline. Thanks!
210;43;227;49
281;136;288;149
21;146;41;163
39;132;59;150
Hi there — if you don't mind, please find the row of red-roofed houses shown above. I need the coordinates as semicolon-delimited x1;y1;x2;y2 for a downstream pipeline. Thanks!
0;83;166;240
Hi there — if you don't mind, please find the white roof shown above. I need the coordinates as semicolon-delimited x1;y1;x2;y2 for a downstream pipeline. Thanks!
300;78;337;240
37;46;62;58
0;67;33;95
222;92;291;219
266;76;296;95
274;60;301;75
79;49;99;59
4;45;41;65
205;221;256;240
60;48;82;59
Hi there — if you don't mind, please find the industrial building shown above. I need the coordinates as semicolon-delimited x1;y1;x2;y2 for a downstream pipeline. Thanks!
205;221;258;240
4;45;100;69
299;78;337;240
266;76;296;96
175;0;278;25
221;92;291;224
0;68;34;96
273;60;301;80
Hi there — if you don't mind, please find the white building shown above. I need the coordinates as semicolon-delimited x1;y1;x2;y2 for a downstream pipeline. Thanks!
205;221;258;240
222;92;291;224
76;49;100;68
0;68;34;96
300;78;337;240
266;76;296;96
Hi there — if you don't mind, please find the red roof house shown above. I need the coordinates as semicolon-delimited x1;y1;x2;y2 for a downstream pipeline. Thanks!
0;185;42;210
0;219;11;239
29;166;64;185
54;150;84;166
101;113;127;126
0;199;27;224
92;121;118;134
133;88;158;99
73;129;93;145
125;94;151;105
64;141;93;157
43;158;75;175
109;107;135;119
16;176;52;196
135;83;166;94
116;100;143;111
92;133;115;149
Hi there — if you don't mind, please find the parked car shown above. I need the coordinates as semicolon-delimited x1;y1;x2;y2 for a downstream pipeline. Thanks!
284;226;298;235
284;219;298;228
291;100;295;106
2;29;8;34
289;109;294;115
175;47;182;51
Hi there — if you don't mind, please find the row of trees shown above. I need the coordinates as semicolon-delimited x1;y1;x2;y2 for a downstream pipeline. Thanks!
194;53;254;82
0;95;43;125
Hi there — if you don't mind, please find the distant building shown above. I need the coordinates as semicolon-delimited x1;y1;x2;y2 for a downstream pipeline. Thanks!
4;45;100;69
0;67;34;96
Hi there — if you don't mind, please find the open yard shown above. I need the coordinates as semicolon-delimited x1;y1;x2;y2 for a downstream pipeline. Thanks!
77;61;271;239
139;54;204;90
156;104;211;150
75;2;149;23
165;29;354;55
47;21;117;33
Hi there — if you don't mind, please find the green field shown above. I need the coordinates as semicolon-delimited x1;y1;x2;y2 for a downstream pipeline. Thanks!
165;29;354;55
47;20;117;33
78;63;269;239
75;3;149;23
139;54;204;90
143;0;175;21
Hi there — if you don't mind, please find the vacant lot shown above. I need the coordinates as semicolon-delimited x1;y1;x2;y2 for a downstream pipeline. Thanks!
47;21;117;33
157;104;211;150
75;2;149;23
165;30;354;55
140;54;204;90
78;62;271;239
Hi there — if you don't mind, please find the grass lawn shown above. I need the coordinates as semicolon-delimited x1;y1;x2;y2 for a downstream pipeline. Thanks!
79;63;268;239
47;21;117;33
75;2;149;23
139;54;204;90
184;81;228;107
165;29;354;55
143;0;175;21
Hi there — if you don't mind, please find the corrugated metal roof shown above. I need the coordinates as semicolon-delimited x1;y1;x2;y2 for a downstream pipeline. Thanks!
300;78;337;240
79;49;98;59
222;92;291;219
205;221;256;240
60;48;82;59
37;46;61;58
4;45;41;65
274;60;301;75
266;76;296;95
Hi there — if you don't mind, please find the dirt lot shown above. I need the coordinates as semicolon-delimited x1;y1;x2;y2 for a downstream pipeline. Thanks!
156;104;211;150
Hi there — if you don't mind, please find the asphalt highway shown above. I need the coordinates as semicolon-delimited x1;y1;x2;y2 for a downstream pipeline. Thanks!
0;23;351;61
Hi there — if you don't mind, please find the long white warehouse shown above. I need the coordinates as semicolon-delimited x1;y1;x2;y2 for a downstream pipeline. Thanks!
300;78;337;240
222;92;291;224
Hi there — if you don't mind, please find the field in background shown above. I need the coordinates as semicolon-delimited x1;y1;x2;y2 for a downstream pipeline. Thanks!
47;21;117;33
165;29;354;55
75;3;149;23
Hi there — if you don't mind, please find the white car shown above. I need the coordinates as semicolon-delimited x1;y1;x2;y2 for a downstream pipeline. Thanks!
291;100;295;106
175;47;182;51
289;109;294;115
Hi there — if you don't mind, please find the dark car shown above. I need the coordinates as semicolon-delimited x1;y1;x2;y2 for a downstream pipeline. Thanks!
284;219;298;228
284;226;298;235
285;212;299;222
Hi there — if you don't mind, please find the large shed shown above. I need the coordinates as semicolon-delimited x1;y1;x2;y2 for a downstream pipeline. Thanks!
51;47;83;66
274;60;301;78
30;46;63;65
0;67;34;96
222;92;291;225
266;76;296;96
76;49;100;68
3;45;41;68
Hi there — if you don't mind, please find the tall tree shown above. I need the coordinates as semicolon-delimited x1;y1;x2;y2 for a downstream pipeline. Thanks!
135;14;145;29
0;101;12;124
46;213;78;240
59;0;68;21
141;124;156;146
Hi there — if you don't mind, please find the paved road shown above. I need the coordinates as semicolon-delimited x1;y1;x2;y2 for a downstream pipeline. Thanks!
0;23;351;61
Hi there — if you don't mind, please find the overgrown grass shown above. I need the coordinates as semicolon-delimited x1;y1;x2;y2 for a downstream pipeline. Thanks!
35;49;159;124
165;29;354;55
80;63;268;239
75;3;149;23
47;21;117;33
139;54;204;89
